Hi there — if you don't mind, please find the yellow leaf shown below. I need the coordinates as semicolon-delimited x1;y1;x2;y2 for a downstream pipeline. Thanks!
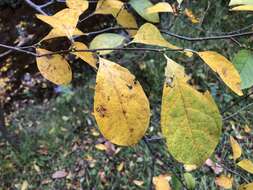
36;48;72;85
239;183;253;190
41;28;84;41
95;0;137;37
146;2;173;14
116;9;138;37
184;9;200;24
184;164;197;172
36;8;80;39
72;42;97;68
133;180;144;186
197;51;243;96
237;159;253;174
161;56;222;165
94;58;150;146
230;136;242;160
244;125;251;133
131;23;179;49
153;174;171;190
129;0;160;23
117;162;124;171
230;5;253;11
95;143;107;151
21;180;29;190
66;0;89;14
89;33;126;55
215;175;233;189
229;0;253;6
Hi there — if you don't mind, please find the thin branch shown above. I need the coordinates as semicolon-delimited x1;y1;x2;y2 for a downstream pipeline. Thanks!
0;43;37;56
24;0;48;15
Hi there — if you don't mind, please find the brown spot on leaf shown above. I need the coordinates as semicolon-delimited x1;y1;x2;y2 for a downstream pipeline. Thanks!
126;84;133;90
96;105;107;117
129;128;134;133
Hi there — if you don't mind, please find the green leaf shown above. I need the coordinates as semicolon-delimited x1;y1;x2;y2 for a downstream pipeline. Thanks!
129;0;159;23
161;56;222;166
233;50;253;89
229;0;253;6
184;173;196;190
89;33;126;55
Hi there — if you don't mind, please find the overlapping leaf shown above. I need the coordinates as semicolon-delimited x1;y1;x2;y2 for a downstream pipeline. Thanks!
146;2;173;14
229;0;253;6
72;42;97;68
129;0;160;23
197;51;243;96
215;175;233;189
161;56;222;165
66;0;89;14
94;58;150;146
36;48;72;85
131;23;179;49
230;5;253;11
237;159;253;174
239;183;253;190
89;33;126;55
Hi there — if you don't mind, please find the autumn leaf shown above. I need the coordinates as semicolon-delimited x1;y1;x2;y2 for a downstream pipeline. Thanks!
215;175;233;189
146;2;174;14
94;58;150;146
89;33;126;55
129;0;160;23
161;55;222;165
21;180;29;190
237;159;253;174
36;8;80;40
95;0;137;36
229;0;253;6
131;23;179;49
71;42;97;68
233;50;253;89
184;164;197;172
36;48;72;85
197;51;243;96
133;180;144;186
95;143;107;151
52;170;68;179
184;9;200;24
230;5;253;11
41;28;84;41
153;174;171;190
66;0;89;14
117;162;124;172
239;183;253;190
230;136;242;161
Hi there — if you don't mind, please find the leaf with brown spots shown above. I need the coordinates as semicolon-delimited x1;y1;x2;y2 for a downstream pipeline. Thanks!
94;57;150;146
36;48;72;85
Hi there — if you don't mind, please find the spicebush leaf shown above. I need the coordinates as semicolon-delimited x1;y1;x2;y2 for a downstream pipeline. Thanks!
129;0;160;23
146;2;173;14
237;159;253;174
232;50;253;89
197;51;243;96
215;175;233;189
161;56;222;166
93;58;150;146
36;48;72;85
89;33;126;55
66;0;89;14
131;23;179;49
239;183;253;190
230;5;253;11
229;0;253;6
230;136;242;161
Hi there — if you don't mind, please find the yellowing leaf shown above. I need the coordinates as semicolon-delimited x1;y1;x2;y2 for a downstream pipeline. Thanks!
230;5;253;11
66;0;89;14
41;28;84;41
230;136;242;161
95;143;107;151
94;58;150;146
239;183;253;190
116;10;138;37
161;56;222;165
36;9;80;39
146;2;173;14
95;0;137;37
21;180;29;190
72;42;97;68
184;164;197;172
229;0;253;6
215;175;233;189
197;51;243;96
131;23;179;49
89;33;126;55
133;180;144;186
153;174;171;190
129;0;160;23
184;9;200;24
117;162;124;172
36;48;72;85
237;159;253;174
